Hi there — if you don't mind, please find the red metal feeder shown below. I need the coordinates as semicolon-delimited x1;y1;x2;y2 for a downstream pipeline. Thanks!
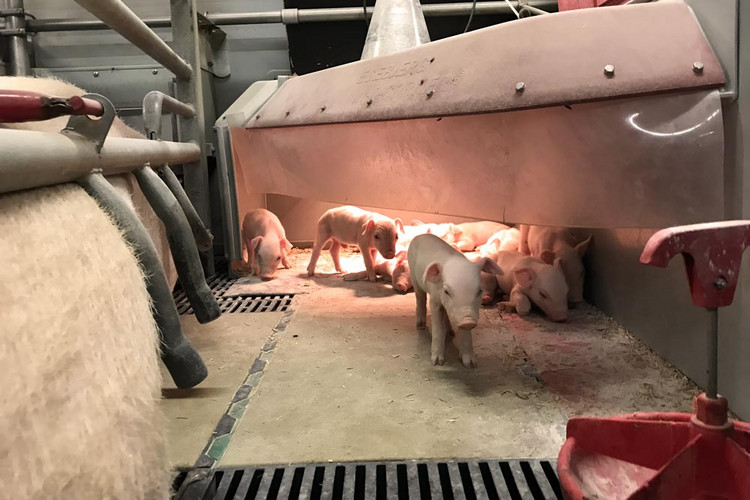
557;221;750;499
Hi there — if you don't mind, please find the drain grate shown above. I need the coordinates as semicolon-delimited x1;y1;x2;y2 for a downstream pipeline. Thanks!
172;262;294;315
177;459;561;500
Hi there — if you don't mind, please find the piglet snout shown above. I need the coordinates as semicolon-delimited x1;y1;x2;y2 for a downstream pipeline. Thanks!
457;318;477;330
551;314;568;323
383;251;396;260
260;274;275;281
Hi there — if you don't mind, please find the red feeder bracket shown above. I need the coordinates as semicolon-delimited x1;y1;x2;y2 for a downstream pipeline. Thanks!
558;221;750;499
0;89;104;124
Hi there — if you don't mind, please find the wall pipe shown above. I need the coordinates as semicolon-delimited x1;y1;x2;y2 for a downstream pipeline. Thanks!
70;0;193;80
26;1;558;32
77;172;208;389
3;0;30;75
133;166;220;324
0;128;201;195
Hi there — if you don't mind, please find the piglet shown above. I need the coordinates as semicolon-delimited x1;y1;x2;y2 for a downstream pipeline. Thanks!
343;250;413;293
307;206;403;282
478;227;521;258
408;234;503;367
519;225;592;304
453;221;510;252
241;208;292;280
494;251;568;322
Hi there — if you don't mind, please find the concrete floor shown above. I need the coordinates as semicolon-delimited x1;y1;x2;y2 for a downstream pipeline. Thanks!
162;248;698;469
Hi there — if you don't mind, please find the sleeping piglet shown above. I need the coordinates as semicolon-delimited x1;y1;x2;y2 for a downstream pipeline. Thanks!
478;227;521;259
241;208;292;280
494;251;568;322
453;221;510;252
408;234;503;367
519;225;592;304
343;250;413;293
307;206;403;281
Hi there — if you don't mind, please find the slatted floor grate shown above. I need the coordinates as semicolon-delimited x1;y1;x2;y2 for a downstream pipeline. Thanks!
172;262;294;315
177;459;561;500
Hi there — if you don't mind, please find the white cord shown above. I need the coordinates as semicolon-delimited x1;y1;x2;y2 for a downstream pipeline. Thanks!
504;0;521;19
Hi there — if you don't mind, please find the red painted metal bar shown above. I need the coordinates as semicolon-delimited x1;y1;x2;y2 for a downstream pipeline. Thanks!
0;90;104;123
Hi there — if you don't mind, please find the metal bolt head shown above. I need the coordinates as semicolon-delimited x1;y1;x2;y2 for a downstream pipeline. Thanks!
366;99;373;106
426;90;434;99
693;61;704;74
255;115;260;120
603;65;615;77
152;69;159;75
515;82;525;93
93;71;99;77
714;277;727;290
320;106;326;112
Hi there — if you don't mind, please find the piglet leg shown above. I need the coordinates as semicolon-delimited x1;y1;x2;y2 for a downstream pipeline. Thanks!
429;299;447;365
499;286;532;316
456;327;477;368
307;226;330;276
243;236;256;275
360;245;378;282
330;240;343;273
281;250;291;269
480;271;498;304
415;286;427;329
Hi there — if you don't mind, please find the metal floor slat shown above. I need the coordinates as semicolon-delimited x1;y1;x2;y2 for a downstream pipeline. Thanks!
171;261;294;315
176;459;561;500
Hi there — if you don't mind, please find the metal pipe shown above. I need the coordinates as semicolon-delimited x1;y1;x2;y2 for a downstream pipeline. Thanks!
77;172;208;389
158;166;214;252
142;90;195;141
26;1;558;32
361;0;430;60
70;0;193;80
171;0;214;276
4;0;30;75
707;308;718;399
520;4;550;16
134;166;220;324
0;128;201;195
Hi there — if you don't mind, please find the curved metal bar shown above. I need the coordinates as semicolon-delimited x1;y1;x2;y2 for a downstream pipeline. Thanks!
134;166;220;324
77;172;208;389
142;90;195;141
157;165;214;252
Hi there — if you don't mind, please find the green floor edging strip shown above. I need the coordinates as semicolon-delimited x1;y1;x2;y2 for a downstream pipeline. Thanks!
191;305;297;470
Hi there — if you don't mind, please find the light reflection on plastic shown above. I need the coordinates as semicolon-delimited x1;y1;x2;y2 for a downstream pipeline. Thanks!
628;109;720;137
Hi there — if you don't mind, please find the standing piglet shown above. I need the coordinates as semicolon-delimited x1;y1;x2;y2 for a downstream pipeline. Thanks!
495;251;568;322
453;221;510;252
519;225;592;304
408;234;503;367
242;209;292;280
307;206;403;282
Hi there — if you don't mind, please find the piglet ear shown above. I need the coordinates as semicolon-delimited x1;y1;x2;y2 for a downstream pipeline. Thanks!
280;238;292;251
553;257;564;271
540;250;556;265
514;267;536;289
475;257;503;276
395;249;408;261
394;218;405;233
361;219;375;237
576;235;593;257
423;261;442;284
251;236;263;252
